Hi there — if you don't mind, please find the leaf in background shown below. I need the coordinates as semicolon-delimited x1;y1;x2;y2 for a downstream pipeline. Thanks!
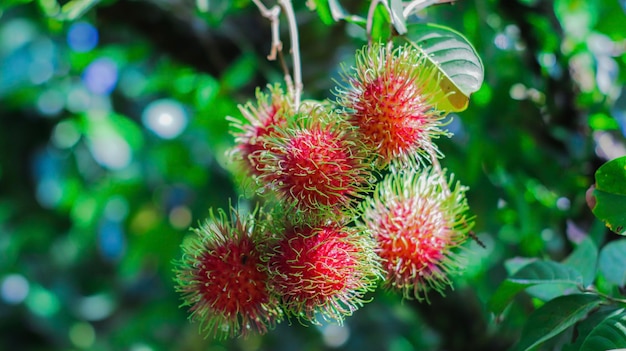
516;294;603;351
370;2;392;42
311;0;335;25
489;260;583;315
565;308;625;351
579;311;626;351
219;53;257;92
311;0;366;26
563;237;598;286
388;0;407;35
591;156;626;235
57;0;101;20
598;239;626;287
405;23;484;112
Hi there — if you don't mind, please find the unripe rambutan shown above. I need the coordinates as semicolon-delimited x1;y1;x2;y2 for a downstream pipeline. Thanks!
174;208;282;339
267;221;381;324
229;84;293;176
360;166;473;301
256;108;374;214
336;42;448;167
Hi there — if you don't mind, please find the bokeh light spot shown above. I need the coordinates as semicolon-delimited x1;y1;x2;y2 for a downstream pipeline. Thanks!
321;324;350;348
142;99;187;139
37;89;65;116
88;133;131;170
66;85;92;113
78;294;115;321
104;196;129;222
67;22;98;52
83;58;118;95
29;59;54;85
52;119;81;149
69;322;96;349
169;206;192;230
1;274;29;305
98;220;126;261
36;177;63;208
25;285;60;317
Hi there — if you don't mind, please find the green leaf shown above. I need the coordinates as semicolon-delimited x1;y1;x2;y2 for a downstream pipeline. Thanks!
405;23;484;112
57;0;101;20
370;2;392;42
219;54;257;92
592;156;626;235
311;0;334;25
311;0;365;26
563;237;598;286
566;308;624;351
580;311;626;351
388;0;407;35
489;261;583;315
598;239;626;286
516;294;603;351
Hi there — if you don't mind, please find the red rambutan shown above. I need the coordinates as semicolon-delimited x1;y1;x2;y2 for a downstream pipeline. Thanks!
267;221;381;324
360;166;473;301
174;208;282;339
336;42;448;167
229;84;293;176
256;108;374;214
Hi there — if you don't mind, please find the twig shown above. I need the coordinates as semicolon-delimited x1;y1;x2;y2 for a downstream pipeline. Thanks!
365;0;380;44
251;0;282;60
278;0;302;110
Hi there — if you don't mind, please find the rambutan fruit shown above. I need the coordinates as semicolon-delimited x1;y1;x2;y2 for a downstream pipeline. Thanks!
360;166;473;301
256;108;374;214
229;84;293;176
336;42;448;167
267;221;381;324
174;208;282;339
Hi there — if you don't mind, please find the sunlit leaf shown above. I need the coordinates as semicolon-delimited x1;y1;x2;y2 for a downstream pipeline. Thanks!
580;311;626;351
405;23;484;112
311;0;365;26
598;239;626;287
388;0;407;35
516;294;603;351
489;260;583;315
591;156;626;235
57;0;101;20
370;2;392;42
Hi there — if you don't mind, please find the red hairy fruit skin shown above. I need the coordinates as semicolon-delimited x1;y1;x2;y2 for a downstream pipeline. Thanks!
267;222;381;324
257;109;374;215
174;209;282;339
361;166;473;301
229;84;293;176
336;42;448;167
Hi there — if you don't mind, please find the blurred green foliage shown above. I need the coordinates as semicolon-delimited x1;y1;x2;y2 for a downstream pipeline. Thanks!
1;0;626;350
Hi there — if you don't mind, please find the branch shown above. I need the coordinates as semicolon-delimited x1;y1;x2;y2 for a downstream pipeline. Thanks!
251;0;283;60
278;0;302;110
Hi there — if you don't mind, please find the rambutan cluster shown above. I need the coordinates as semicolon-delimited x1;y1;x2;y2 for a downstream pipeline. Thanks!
174;42;475;339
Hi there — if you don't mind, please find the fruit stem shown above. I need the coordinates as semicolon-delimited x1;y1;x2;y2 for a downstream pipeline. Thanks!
278;0;302;110
252;0;302;110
